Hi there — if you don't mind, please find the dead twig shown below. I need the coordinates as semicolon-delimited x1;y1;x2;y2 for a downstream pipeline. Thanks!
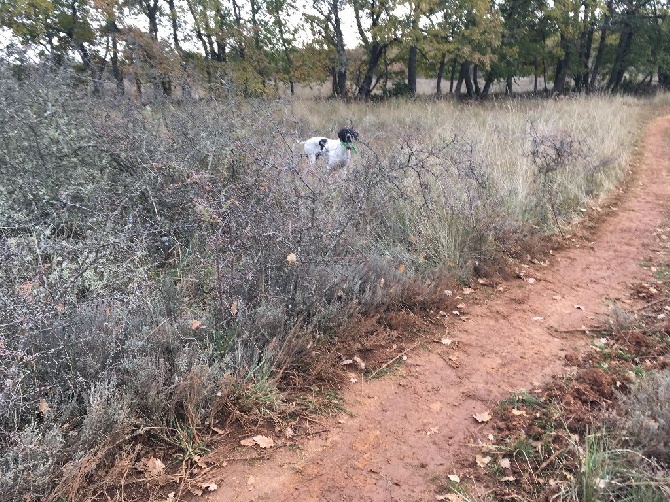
552;325;607;333
436;351;463;380
633;297;668;312
368;339;425;379
537;447;568;473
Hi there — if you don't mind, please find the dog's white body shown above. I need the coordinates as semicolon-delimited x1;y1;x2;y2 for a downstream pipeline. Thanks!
303;136;352;170
301;128;359;174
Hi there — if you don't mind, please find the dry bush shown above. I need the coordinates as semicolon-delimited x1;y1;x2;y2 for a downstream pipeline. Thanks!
619;370;670;464
0;62;650;500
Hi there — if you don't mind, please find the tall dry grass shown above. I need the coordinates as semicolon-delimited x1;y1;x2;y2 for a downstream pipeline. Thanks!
290;95;643;274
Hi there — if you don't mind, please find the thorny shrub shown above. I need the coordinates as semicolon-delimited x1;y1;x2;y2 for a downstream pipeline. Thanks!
0;63;640;499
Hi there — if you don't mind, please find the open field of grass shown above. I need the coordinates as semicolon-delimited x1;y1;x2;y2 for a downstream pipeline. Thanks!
0;63;665;500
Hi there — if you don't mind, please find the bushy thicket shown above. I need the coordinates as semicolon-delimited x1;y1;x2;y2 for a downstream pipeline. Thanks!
0;63;642;500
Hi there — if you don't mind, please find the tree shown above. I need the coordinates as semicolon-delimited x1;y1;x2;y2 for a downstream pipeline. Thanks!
428;0;502;98
352;0;401;98
265;0;300;94
1;0;120;94
606;0;655;92
403;0;434;96
546;0;582;94
495;0;548;95
306;0;349;97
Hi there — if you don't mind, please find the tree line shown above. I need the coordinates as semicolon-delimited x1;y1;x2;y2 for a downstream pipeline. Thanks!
1;0;669;98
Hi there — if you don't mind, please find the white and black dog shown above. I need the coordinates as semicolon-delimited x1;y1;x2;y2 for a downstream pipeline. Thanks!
301;128;360;173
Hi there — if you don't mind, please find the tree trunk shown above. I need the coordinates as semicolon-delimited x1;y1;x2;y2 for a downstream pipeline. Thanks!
553;33;572;95
607;21;635;93
187;0;211;59
165;0;182;52
576;3;594;93
456;62;473;98
659;67;670;88
408;45;417;96
357;42;385;99
590;0;613;91
473;64;481;97
332;0;347;97
436;52;446;95
111;23;124;95
449;58;457;93
481;73;494;99
144;0;160;40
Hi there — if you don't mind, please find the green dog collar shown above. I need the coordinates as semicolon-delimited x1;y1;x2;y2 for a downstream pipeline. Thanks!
341;141;359;154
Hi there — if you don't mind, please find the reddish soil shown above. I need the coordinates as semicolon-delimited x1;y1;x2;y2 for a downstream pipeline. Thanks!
193;114;670;501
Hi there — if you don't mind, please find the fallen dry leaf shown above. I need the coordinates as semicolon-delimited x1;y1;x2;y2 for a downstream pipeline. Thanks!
352;355;366;370
462;287;474;295
440;338;453;345
192;454;207;469
190;319;202;330
230;300;238;315
500;476;516;482
38;398;50;414
499;457;512;469
476;455;492;468
447;474;460;483
138;456;165;477
247;435;274;449
511;409;527;416
200;482;218;492
286;253;297;265
473;411;492;423
436;495;463;501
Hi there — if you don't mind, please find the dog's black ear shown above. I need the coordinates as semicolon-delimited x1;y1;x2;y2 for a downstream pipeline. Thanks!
319;138;327;150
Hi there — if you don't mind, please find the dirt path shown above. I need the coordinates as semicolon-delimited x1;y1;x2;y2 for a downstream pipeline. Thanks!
202;114;670;502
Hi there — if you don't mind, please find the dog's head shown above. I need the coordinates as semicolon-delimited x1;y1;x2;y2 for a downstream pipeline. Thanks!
337;128;359;145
